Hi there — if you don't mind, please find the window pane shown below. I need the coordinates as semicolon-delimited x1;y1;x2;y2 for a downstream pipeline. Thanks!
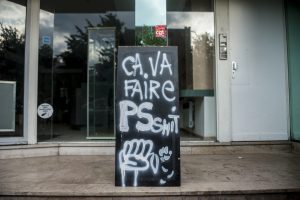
167;0;216;141
0;0;26;137
135;0;167;46
167;0;214;90
136;0;166;26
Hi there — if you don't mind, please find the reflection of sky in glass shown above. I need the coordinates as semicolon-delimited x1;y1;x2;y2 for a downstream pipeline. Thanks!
167;12;214;36
168;12;214;47
135;0;166;26
39;10;54;47
39;12;134;56
0;0;26;35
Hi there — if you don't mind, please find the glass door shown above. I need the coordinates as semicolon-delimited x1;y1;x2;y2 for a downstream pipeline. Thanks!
38;0;135;142
87;27;116;139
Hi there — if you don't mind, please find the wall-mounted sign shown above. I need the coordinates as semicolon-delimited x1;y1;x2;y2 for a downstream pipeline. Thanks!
219;34;227;60
155;25;167;38
37;103;53;119
115;46;180;187
42;36;51;45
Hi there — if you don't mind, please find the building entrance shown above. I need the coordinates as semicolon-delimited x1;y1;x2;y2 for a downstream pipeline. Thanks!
37;0;135;142
37;0;216;142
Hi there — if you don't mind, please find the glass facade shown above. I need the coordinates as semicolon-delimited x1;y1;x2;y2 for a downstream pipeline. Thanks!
0;0;291;146
0;0;27;137
36;0;216;142
0;0;214;141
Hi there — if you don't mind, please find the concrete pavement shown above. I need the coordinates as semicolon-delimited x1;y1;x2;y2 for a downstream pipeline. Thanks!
0;153;300;199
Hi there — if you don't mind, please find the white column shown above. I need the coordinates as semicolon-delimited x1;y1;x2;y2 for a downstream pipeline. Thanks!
24;0;40;144
215;0;232;142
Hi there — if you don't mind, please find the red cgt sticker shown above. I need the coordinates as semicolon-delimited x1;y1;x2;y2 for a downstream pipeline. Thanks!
155;25;167;38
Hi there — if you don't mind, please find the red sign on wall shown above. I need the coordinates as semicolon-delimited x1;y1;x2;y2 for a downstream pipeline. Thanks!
155;25;167;38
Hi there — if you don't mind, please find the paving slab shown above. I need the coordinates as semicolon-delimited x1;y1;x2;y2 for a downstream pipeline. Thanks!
0;153;300;198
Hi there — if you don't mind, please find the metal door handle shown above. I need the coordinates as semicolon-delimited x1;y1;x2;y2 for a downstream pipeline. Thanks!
232;61;238;79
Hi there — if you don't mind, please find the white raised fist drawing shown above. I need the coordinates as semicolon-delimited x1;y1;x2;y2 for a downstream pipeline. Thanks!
119;139;159;186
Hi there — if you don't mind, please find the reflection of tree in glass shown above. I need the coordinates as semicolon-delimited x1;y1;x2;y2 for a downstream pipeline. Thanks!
0;23;25;114
191;32;214;89
0;23;25;76
192;32;214;59
59;13;124;72
52;13;124;126
38;44;53;104
39;44;53;69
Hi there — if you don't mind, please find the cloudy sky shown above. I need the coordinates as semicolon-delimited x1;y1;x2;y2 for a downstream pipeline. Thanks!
135;0;166;26
0;1;26;35
167;12;214;36
0;0;214;57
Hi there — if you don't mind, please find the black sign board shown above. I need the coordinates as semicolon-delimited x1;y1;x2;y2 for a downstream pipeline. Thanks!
115;46;180;187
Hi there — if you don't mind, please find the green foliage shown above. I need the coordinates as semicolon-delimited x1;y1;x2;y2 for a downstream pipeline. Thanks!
136;25;167;46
